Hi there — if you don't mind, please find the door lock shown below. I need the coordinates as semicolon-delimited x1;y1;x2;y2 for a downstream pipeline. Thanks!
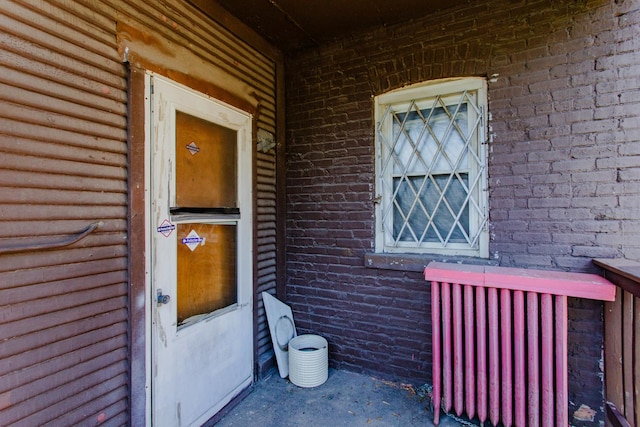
157;289;170;305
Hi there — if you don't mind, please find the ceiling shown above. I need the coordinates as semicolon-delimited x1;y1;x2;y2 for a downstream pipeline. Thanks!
211;0;471;54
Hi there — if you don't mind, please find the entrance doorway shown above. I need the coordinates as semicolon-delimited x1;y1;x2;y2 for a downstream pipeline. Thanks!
147;74;253;427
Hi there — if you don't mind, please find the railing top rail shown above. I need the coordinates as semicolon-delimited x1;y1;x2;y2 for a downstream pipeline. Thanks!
593;258;640;298
425;261;616;301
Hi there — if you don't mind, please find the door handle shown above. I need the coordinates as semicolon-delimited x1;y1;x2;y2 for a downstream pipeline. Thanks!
157;289;171;305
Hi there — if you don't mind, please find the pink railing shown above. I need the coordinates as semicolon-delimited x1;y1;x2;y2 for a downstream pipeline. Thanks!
425;262;616;427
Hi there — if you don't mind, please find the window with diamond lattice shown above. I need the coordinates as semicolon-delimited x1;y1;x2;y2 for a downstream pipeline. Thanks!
374;78;488;257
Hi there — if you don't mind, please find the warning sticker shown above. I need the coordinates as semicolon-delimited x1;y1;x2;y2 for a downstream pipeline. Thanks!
186;141;200;155
182;229;205;251
156;219;176;237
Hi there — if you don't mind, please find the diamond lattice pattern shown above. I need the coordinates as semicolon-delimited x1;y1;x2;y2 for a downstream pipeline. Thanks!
378;91;486;249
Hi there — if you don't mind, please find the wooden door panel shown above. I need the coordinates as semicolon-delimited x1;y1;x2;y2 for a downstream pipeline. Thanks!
176;111;237;208
176;223;237;325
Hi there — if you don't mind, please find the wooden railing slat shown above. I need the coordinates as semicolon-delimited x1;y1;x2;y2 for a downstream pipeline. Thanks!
594;259;639;427
633;296;639;427
605;290;626;417
622;291;635;423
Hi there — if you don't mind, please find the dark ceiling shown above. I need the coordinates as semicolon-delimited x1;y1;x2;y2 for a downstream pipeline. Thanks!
211;0;471;53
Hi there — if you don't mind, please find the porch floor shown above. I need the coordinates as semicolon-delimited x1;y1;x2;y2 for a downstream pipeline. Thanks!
214;368;466;426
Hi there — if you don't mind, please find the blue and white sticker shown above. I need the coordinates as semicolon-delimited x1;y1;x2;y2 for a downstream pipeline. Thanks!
182;229;205;251
156;219;176;237
186;141;200;155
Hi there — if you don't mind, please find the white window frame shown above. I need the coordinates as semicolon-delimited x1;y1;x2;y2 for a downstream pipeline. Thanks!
374;77;489;258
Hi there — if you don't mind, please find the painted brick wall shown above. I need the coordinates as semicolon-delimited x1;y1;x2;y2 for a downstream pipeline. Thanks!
285;0;640;425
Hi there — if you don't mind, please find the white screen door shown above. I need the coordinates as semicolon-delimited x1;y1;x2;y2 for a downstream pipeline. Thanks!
148;74;253;427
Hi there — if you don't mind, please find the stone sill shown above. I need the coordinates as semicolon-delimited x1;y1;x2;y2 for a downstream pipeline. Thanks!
364;252;498;273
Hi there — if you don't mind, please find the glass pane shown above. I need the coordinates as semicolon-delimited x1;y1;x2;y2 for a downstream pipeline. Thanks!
175;111;237;208
393;103;468;174
176;223;237;325
393;174;469;243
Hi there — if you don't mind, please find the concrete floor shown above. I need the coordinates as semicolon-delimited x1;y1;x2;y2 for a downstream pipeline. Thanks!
214;369;468;427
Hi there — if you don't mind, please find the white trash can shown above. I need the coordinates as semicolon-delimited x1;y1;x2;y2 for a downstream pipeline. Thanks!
288;334;328;388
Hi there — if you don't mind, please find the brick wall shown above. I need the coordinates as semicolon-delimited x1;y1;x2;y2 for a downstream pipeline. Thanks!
285;0;640;424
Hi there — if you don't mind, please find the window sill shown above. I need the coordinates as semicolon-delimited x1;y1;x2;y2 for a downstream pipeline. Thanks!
364;252;498;272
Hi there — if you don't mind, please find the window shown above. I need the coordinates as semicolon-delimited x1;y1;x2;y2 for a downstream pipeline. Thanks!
374;77;489;258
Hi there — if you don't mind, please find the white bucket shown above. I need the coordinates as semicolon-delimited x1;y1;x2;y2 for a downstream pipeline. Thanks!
288;334;328;388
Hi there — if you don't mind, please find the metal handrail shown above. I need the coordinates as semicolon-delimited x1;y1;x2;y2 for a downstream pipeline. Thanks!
0;221;104;255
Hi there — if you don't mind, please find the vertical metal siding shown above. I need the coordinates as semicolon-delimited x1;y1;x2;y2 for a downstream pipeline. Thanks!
256;149;278;362
1;0;279;424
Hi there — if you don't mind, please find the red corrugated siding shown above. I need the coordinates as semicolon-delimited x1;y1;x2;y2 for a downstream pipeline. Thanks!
1;0;281;424
0;0;128;425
